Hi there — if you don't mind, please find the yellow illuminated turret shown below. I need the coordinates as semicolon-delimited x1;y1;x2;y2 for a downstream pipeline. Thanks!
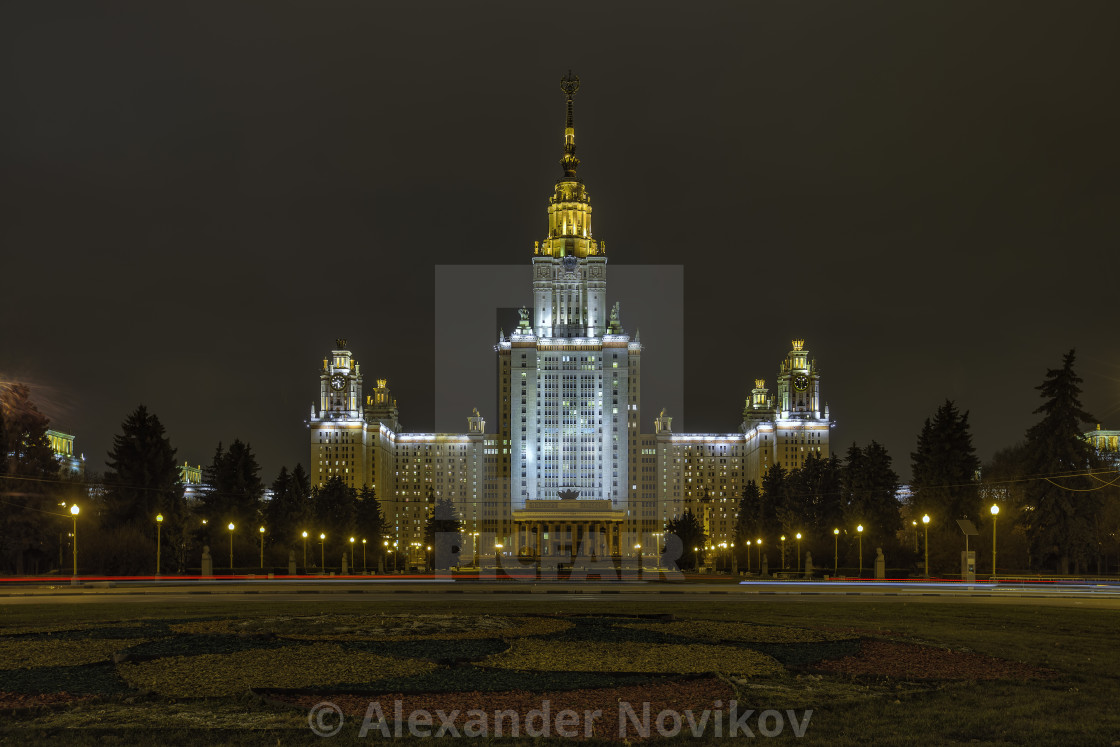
538;70;599;259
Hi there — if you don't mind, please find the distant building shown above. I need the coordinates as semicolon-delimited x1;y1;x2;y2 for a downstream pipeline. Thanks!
1086;425;1120;465
180;461;204;501
46;429;84;476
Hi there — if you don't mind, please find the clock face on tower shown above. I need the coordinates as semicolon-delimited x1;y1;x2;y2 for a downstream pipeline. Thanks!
793;374;809;391
562;255;578;271
330;374;346;391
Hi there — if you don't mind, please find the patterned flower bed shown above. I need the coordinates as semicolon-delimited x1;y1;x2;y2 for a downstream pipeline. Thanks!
815;640;1054;680
0;610;1053;735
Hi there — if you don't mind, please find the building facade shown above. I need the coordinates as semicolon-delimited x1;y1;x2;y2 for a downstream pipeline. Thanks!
307;74;834;564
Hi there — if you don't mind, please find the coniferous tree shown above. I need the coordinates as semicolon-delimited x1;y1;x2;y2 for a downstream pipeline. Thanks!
103;405;184;538
201;440;264;530
734;481;761;541
758;465;787;539
0;384;61;573
842;442;902;553
665;509;707;571
264;464;313;547
355;485;384;546
424;496;462;570
1022;350;1100;573
312;476;357;542
910;400;981;521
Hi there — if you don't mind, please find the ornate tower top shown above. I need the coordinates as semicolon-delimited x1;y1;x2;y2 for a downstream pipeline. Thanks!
536;72;600;259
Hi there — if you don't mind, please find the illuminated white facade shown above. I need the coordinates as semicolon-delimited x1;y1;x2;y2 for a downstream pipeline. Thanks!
306;75;834;558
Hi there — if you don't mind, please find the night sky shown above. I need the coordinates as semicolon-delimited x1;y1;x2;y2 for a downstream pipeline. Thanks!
3;2;1118;484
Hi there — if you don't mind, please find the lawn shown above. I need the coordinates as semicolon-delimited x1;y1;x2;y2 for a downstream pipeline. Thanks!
0;597;1116;745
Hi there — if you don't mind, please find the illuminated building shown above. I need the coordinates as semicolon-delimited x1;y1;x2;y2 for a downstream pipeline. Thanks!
1086;425;1120;466
307;74;833;562
180;461;204;501
46;429;85;476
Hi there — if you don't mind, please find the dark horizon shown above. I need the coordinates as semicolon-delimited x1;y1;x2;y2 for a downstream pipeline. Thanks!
3;2;1118;484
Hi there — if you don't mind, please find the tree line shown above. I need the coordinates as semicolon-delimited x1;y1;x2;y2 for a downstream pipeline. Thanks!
2;350;1116;575
667;350;1119;575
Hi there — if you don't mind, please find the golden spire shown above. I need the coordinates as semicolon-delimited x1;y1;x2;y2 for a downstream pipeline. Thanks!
559;70;580;179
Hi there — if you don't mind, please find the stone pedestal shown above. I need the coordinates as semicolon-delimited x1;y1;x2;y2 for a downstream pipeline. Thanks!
341;553;349;575
288;550;297;576
875;547;885;579
803;551;813;579
201;546;213;577
761;555;769;577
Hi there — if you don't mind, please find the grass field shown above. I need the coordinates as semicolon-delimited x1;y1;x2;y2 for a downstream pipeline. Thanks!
0;596;1116;745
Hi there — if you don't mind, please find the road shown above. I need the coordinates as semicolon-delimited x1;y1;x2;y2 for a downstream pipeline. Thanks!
2;579;1119;608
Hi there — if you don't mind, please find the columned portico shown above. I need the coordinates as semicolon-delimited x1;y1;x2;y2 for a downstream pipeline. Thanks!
512;499;626;560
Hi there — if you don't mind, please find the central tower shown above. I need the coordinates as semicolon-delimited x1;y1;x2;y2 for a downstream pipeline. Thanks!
501;72;638;558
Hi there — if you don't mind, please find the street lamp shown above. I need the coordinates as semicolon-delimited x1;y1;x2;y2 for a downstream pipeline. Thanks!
635;543;642;573
350;537;356;574
745;540;751;572
259;526;265;569
796;533;802;571
922;514;930;578
780;535;786;570
228;523;235;570
319;533;326;571
857;525;864;578
833;528;839;576
756;538;762;572
155;513;163;576
302;531;308;571
361;538;367;573
70;504;79;579
990;504;999;577
912;520;918;552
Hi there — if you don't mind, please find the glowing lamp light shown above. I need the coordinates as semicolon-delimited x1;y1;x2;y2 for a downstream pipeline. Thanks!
70;504;79;516
857;525;863;533
796;533;801;540
833;528;839;535
922;515;930;525
259;526;265;533
302;531;308;538
156;514;163;523
228;523;235;531
990;504;999;516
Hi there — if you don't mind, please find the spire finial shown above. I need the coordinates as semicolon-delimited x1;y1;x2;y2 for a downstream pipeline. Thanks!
559;71;581;178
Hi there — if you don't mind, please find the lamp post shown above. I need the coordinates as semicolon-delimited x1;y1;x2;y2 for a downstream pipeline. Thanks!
228;523;235;570
302;531;308;571
471;531;479;568
990;504;999;577
856;525;864;578
155;513;163;577
350;537;356;574
745;540;751;573
833;528;839;576
635;543;642;574
259;526;265;569
756;538;762;573
912;520;919;552
780;535;786;570
796;533;802;571
922;514;930;578
70;504;79;579
319;533;326;571
362;538;367;572
393;540;398;571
